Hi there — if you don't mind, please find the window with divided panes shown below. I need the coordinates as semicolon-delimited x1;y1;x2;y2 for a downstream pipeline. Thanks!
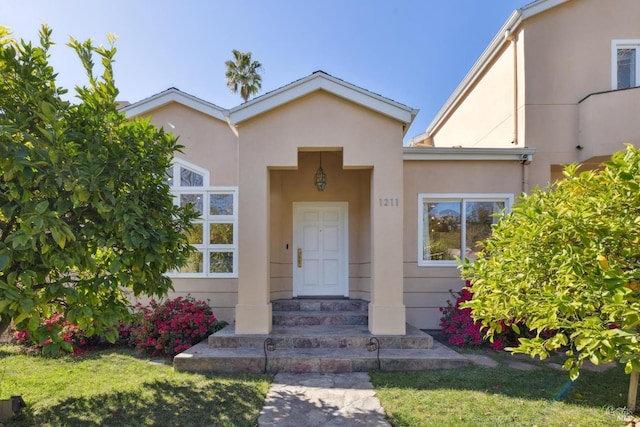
167;160;237;278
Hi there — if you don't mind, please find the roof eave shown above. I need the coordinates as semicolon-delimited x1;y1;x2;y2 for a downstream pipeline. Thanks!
120;88;228;122
403;146;536;161
229;72;418;133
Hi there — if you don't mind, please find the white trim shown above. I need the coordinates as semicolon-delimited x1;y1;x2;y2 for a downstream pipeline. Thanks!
165;157;238;278
417;193;514;267
229;72;418;130
120;88;228;122
292;202;349;297
611;39;640;90
403;147;535;161
170;157;210;188
519;0;570;19
119;74;418;136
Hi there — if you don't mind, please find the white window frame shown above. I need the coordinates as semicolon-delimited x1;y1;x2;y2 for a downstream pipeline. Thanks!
417;193;513;267
611;40;640;90
167;158;238;278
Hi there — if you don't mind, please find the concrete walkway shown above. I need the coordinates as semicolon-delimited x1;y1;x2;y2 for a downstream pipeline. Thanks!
258;372;391;427
256;351;622;427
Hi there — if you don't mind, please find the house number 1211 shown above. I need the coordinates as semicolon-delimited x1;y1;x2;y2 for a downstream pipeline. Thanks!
379;198;399;207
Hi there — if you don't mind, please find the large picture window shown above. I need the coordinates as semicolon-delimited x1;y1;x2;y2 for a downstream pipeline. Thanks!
167;159;238;278
418;194;513;266
612;40;640;90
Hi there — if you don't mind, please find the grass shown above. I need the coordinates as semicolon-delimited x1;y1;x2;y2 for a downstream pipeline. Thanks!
0;343;635;426
0;345;271;427
371;349;633;427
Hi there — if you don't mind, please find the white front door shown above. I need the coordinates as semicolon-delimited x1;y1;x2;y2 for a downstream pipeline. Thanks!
293;202;348;297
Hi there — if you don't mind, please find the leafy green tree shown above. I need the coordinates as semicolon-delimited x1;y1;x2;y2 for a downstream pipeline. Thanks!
0;26;196;354
224;49;263;102
460;144;640;383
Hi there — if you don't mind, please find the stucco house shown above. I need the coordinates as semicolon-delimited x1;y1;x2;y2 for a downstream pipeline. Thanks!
122;0;640;348
411;0;640;185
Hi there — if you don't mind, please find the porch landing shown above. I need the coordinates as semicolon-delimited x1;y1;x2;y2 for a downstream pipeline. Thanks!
173;299;469;373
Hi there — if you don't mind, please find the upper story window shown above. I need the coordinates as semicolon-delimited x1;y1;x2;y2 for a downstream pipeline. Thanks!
612;40;640;90
168;158;238;278
417;194;513;266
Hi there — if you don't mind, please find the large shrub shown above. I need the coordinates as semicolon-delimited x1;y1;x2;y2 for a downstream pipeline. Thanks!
440;282;520;350
131;296;227;357
460;145;640;381
0;25;197;354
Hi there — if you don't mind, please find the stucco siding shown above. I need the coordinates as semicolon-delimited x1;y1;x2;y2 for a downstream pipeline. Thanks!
524;0;640;105
146;103;238;186
134;278;238;324
402;159;523;329
269;153;372;300
522;0;640;182
578;87;640;162
432;40;516;148
131;103;240;322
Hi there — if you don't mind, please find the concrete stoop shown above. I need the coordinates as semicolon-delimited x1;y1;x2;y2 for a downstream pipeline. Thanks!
173;299;470;374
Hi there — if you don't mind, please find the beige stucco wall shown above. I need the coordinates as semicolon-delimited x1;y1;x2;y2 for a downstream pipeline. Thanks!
430;28;525;149
402;159;525;329
578;87;640;162
430;0;640;189
145;103;238;186
269;151;371;301
137;102;239;323
235;90;406;334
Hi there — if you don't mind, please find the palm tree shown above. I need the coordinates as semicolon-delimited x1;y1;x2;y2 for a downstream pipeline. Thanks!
225;49;263;103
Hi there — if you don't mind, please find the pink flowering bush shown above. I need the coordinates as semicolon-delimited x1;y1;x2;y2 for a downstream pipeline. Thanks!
439;282;521;351
13;313;93;355
130;296;227;357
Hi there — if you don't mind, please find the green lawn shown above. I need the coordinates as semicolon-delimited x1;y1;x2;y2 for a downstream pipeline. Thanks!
371;352;633;427
0;344;635;426
0;345;271;427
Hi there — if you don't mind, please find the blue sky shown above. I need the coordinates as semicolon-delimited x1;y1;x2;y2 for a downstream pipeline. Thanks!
2;0;524;143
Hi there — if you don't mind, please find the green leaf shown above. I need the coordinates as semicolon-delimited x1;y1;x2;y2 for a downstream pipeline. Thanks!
104;329;117;344
13;311;29;325
108;260;121;274
0;254;9;272
19;298;34;313
60;341;73;353
35;200;49;214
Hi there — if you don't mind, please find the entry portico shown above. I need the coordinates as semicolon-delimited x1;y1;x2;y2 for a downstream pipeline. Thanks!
230;72;417;335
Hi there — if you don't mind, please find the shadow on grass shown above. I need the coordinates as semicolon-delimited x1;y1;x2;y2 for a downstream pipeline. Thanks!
371;362;632;410
13;375;268;427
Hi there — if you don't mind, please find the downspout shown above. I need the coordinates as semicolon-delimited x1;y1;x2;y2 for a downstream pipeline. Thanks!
521;161;529;194
506;29;529;194
506;29;519;146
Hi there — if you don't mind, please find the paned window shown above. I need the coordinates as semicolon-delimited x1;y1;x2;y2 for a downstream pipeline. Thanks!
612;40;640;90
167;159;237;278
418;194;513;266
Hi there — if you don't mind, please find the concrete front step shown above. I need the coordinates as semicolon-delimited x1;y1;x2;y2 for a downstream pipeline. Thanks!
271;299;368;313
208;324;433;350
273;310;368;326
174;340;470;374
173;298;459;374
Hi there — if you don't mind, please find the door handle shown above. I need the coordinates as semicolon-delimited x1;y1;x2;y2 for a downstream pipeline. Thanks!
297;248;302;268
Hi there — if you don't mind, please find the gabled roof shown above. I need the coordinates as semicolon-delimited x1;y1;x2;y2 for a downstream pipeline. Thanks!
229;71;418;134
423;0;573;139
121;87;228;121
120;72;418;136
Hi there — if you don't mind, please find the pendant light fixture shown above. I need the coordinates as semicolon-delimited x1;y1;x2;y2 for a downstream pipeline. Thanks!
314;152;326;191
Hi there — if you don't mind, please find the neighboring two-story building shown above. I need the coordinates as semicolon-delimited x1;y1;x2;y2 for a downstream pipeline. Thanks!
123;0;640;333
